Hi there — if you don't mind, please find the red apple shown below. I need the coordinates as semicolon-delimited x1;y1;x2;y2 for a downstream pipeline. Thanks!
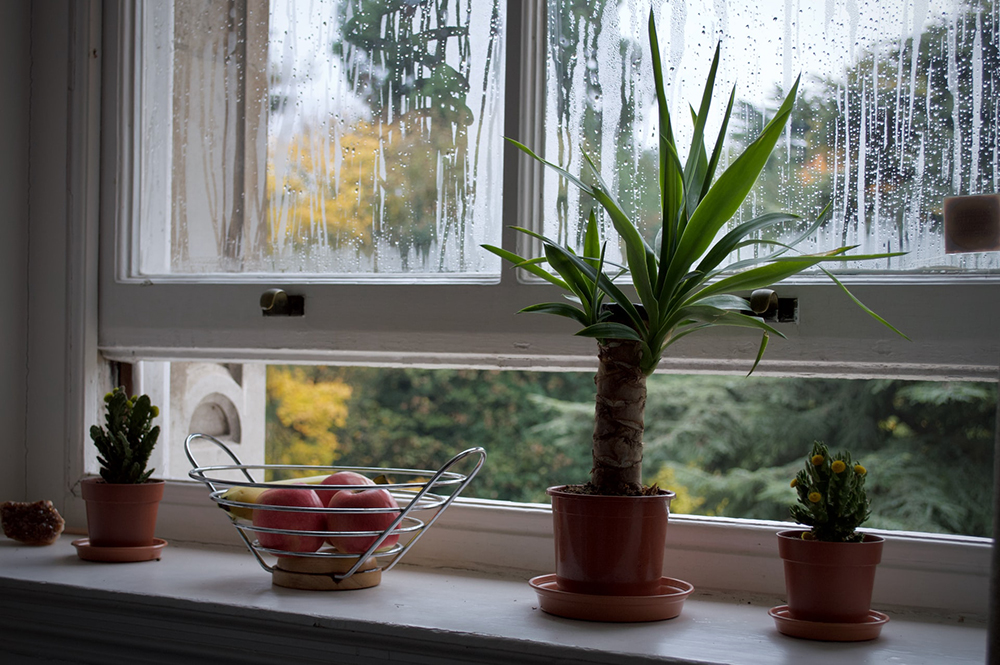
315;470;375;505
326;488;401;553
252;488;326;556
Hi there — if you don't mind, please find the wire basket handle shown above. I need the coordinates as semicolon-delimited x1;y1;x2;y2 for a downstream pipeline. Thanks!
185;433;256;492
379;446;486;575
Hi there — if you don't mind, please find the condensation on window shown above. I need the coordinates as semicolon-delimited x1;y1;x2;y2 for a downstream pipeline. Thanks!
150;0;505;278
541;0;999;274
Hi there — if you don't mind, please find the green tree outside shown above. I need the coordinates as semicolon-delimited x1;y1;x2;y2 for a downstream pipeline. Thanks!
265;366;995;538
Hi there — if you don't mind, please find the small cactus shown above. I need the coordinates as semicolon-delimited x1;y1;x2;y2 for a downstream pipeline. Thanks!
789;441;871;542
90;386;160;484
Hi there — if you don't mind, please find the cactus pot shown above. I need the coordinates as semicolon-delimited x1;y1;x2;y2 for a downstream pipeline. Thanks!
777;529;884;623
548;486;674;596
81;477;164;548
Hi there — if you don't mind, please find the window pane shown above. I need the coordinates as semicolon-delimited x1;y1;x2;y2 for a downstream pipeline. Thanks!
146;360;994;538
137;0;505;279
541;0;999;274
262;366;995;538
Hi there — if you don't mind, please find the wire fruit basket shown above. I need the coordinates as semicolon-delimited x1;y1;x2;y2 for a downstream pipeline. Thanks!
186;433;486;590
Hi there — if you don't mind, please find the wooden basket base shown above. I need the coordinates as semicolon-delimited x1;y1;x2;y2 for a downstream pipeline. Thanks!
272;554;381;591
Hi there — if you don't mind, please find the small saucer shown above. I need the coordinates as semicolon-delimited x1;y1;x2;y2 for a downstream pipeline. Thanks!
529;574;693;622
72;538;167;563
769;605;889;641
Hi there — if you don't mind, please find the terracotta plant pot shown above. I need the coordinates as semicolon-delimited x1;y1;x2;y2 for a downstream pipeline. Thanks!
777;529;884;623
81;477;164;548
548;485;675;596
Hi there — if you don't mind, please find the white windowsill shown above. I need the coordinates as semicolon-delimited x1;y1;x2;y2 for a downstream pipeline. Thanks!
137;481;992;617
0;534;987;664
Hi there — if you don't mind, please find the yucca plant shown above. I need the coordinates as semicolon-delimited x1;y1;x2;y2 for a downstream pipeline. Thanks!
484;11;905;496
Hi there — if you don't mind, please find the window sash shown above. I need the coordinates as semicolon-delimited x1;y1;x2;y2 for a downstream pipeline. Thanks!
98;1;1000;379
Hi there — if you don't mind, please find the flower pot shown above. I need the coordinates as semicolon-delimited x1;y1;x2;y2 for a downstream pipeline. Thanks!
81;477;164;548
548;485;674;596
777;529;884;623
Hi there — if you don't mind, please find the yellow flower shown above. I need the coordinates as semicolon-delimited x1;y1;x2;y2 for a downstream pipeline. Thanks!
808;491;822;503
831;460;846;474
854;464;867;476
811;454;824;466
790;478;798;488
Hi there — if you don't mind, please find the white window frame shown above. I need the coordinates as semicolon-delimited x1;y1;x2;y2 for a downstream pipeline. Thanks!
99;0;1000;380
18;0;998;622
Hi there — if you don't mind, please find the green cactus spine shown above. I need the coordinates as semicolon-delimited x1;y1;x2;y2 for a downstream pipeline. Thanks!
789;441;871;543
90;386;161;484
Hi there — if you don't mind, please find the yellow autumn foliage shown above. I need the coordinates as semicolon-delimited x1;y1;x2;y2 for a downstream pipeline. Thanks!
265;367;352;473
266;123;381;250
265;114;465;264
648;466;706;516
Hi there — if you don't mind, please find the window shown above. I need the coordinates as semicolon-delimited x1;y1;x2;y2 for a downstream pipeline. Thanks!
20;0;994;615
168;362;991;538
134;0;505;280
539;0;1000;274
101;0;997;539
101;0;1000;380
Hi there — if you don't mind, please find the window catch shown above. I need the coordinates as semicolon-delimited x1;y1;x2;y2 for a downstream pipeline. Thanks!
260;289;304;317
749;289;797;323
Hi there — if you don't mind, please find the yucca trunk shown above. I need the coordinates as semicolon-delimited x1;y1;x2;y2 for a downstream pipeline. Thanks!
591;339;647;495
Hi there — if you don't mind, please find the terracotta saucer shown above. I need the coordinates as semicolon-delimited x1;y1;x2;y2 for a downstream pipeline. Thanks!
769;605;889;641
72;538;167;563
529;574;693;622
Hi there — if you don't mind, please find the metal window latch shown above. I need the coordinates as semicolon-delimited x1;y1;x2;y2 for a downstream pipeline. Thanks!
749;289;797;323
260;289;304;317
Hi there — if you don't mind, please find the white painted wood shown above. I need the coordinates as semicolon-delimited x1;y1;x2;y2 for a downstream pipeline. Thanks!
0;535;987;665
96;2;1000;378
114;481;992;617
98;277;1000;380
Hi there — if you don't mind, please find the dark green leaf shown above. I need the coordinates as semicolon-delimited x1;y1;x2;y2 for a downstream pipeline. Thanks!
482;243;570;291
584;210;601;269
505;137;592;193
699;85;736;203
545;245;593;311
576;321;644;342
746;333;770;377
697;212;800;274
820;267;910;340
666;77;801;289
683;43;720;214
692;256;828;301
519;302;591;327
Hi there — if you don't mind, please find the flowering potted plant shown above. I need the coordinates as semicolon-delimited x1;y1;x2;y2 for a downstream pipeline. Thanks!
775;441;885;634
486;9;904;607
80;386;164;553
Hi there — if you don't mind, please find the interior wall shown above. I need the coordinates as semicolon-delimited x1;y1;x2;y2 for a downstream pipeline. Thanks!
0;2;31;501
25;0;74;517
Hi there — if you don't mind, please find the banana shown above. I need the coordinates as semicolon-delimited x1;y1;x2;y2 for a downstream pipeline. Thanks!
218;473;331;520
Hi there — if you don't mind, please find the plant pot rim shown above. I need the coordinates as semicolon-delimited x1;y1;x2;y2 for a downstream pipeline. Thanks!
547;485;676;500
777;529;884;545
82;476;165;486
